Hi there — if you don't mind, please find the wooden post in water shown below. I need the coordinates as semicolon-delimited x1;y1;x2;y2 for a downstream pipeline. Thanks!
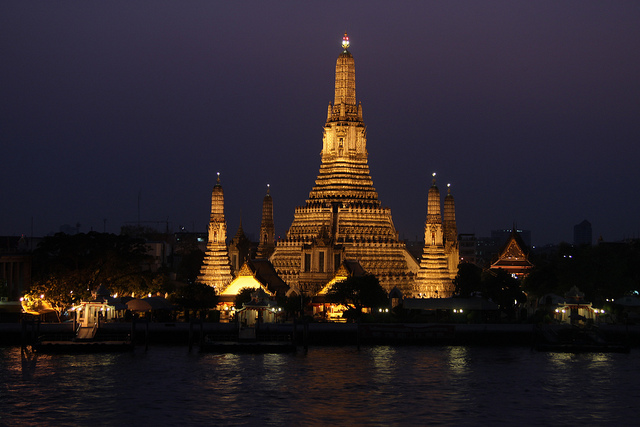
357;320;361;351
303;320;309;353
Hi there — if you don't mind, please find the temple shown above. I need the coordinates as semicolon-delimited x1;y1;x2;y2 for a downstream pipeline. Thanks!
257;185;275;259
198;173;233;291
490;228;533;278
269;34;420;295
414;175;459;298
199;34;461;300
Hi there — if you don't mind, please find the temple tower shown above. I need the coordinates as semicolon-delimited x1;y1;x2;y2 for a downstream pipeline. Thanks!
269;34;419;295
198;173;233;291
257;184;275;259
415;174;455;298
443;184;460;280
228;219;251;273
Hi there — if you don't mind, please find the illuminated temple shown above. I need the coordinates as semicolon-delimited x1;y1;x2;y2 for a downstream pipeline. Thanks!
201;34;459;298
269;34;421;295
198;173;233;291
414;176;458;298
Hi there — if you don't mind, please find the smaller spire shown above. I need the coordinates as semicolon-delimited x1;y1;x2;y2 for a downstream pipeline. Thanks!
342;32;350;51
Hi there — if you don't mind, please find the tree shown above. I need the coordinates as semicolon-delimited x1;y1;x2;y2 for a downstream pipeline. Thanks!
454;263;483;297
28;232;159;318
326;274;388;317
172;282;218;320
22;277;90;321
482;269;526;318
524;241;640;304
235;287;257;308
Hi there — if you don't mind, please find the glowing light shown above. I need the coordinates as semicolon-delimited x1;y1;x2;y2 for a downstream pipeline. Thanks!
342;33;350;50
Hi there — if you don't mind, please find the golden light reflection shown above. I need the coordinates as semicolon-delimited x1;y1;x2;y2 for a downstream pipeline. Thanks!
447;346;469;376
370;346;397;385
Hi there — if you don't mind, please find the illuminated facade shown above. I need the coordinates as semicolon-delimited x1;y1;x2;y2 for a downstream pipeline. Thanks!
198;173;233;291
414;177;459;298
269;34;419;295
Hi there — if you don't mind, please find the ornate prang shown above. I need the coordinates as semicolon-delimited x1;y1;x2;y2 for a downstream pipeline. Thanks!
269;35;419;294
198;173;233;292
415;175;459;298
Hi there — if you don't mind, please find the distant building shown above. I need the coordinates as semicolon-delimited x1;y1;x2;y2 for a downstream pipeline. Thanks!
0;236;33;301
475;228;531;268
458;234;477;265
490;228;533;279
573;220;592;246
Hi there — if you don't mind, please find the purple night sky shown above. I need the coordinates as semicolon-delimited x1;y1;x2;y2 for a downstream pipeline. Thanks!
2;1;639;246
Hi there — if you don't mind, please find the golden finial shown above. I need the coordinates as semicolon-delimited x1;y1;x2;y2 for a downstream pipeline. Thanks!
342;32;350;50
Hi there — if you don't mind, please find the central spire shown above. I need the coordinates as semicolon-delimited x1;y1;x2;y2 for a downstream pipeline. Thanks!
312;35;376;202
333;33;357;109
269;34;420;295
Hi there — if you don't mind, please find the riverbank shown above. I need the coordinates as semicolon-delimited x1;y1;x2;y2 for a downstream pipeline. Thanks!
2;321;639;348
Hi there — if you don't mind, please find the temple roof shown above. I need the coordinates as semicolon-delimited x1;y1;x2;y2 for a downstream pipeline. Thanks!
220;259;289;298
490;228;533;274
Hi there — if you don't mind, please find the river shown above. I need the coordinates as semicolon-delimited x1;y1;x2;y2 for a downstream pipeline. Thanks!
1;345;637;425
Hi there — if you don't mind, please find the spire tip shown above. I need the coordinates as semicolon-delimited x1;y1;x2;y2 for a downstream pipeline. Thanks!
342;32;350;50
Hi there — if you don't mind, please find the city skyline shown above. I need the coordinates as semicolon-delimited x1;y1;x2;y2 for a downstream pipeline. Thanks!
2;1;639;246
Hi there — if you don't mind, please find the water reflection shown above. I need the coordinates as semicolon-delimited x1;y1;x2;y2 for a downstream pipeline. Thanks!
447;346;470;376
370;345;396;386
1;345;638;425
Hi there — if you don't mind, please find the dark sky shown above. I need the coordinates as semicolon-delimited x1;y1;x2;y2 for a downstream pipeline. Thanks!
2;1;639;247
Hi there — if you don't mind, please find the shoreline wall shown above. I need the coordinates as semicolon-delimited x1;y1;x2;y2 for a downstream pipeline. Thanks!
2;322;639;348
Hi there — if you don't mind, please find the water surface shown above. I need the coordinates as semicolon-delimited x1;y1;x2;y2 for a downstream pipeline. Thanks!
1;345;637;425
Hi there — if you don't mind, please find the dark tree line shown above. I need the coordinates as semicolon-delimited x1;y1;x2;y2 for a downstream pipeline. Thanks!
454;263;526;315
523;241;640;304
26;232;176;318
